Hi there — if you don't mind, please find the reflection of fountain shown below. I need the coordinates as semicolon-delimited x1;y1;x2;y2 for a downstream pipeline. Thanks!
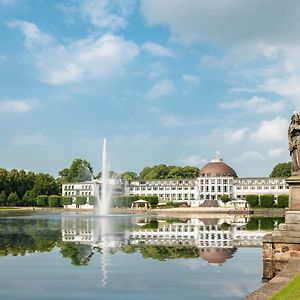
96;138;113;215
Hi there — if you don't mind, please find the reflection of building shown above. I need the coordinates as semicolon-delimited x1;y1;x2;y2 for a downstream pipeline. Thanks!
61;216;269;266
127;154;289;207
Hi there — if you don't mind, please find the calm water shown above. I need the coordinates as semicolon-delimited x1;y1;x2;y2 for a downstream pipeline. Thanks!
0;212;284;300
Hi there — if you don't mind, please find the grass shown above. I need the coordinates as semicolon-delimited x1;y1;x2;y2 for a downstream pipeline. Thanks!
270;271;300;300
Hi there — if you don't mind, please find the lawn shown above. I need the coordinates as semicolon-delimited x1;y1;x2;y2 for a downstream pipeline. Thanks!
270;271;300;300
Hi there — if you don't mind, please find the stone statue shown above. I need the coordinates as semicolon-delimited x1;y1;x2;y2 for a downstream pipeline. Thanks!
288;111;300;175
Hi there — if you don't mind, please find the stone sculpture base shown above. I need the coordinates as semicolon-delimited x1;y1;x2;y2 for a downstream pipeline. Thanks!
262;177;300;279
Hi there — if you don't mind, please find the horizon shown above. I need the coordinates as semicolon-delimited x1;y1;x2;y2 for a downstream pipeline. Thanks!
0;1;297;178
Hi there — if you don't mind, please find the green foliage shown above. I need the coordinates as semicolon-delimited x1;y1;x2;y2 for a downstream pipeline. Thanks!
270;162;291;178
139;220;159;229
7;192;19;206
260;217;275;230
246;194;259;207
59;159;93;183
22;190;36;206
140;245;199;261
219;194;231;203
88;196;96;205
0;191;7;206
260;194;275;208
220;222;231;230
277;194;289;208
48;195;61;207
139;164;200;179
166;202;180;208
76;196;87;206
36;195;48;207
60;243;92;266
246;218;259;230
61;197;73;206
121;171;138;180
31;173;60;197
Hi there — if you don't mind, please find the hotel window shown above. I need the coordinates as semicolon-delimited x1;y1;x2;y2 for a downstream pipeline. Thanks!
217;179;221;184
205;179;209;184
211;179;215;184
205;186;209;192
279;185;284;189
224;186;227;192
211;186;215;192
223;179;228;184
218;186;221;192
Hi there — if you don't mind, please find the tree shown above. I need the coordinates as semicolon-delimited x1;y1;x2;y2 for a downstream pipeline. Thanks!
22;190;36;206
7;192;19;206
121;171;138;180
88;196;96;205
0;191;6;206
61;197;73;206
260;194;275;208
59;159;93;183
36;195;48;207
277;194;289;208
48;195;61;207
219;195;231;203
76;196;87;206
270;162;291;177
246;194;259;207
31;173;59;197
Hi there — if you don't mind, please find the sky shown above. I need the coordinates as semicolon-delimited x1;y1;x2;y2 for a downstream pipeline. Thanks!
0;0;299;177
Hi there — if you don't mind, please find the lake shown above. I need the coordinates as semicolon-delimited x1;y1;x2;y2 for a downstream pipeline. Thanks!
0;212;284;300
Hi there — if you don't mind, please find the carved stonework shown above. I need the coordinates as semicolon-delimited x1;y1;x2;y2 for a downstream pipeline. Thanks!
288;112;300;176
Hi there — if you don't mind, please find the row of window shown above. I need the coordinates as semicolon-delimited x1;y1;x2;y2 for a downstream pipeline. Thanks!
130;186;194;191
236;185;287;190
199;179;232;185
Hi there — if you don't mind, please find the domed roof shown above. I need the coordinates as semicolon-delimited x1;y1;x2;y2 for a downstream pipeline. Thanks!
200;158;237;177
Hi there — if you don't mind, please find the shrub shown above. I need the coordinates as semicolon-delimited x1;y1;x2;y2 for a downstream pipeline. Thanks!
62;197;73;205
88;196;96;205
36;195;48;207
7;192;19;206
48;195;61;207
260;217;274;230
277;194;289;208
76;196;87;206
219;195;231;203
22;190;36;206
260;194;275;208
246;218;259;230
246;194;259;207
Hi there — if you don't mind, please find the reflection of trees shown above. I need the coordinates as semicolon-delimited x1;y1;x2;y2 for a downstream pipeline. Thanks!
59;243;93;266
138;246;199;261
245;217;285;231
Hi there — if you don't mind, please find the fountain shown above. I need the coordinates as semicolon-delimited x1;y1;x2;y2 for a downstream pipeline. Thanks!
96;138;113;215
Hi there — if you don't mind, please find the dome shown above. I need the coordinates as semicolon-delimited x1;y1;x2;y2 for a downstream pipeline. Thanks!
199;158;237;177
200;248;237;265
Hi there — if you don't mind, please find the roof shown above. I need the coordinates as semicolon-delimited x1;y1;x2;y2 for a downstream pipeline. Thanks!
200;158;237;177
133;199;149;203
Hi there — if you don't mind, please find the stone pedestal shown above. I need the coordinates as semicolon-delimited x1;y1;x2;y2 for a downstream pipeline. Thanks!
263;176;300;279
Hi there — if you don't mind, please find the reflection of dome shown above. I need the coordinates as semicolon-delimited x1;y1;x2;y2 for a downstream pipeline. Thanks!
200;158;237;177
199;248;237;265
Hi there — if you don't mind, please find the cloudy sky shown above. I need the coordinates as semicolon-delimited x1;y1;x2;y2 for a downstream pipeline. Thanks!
0;0;298;177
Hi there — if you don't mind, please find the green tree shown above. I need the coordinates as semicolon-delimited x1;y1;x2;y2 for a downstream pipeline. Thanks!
48;195;61;207
219;195;231;203
31;173;59;197
260;194;275;208
246;194;259;207
7;192;19;206
36;195;48;207
22;190;36;206
121;171;138;180
0;191;7;206
59;159;93;183
88;196;96;205
61;197;73;206
270;162;291;177
277;194;289;208
76;196;87;206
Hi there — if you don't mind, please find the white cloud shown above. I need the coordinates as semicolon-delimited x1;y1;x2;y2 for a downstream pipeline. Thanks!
235;150;263;162
147;79;175;99
181;155;207;166
220;96;285;114
0;99;36;113
10;133;47;146
80;0;134;30
182;74;199;84
142;42;174;57
268;148;284;158
160;113;182;127
9;21;139;84
225;127;249;143
141;0;300;46
7;20;52;49
250;117;288;143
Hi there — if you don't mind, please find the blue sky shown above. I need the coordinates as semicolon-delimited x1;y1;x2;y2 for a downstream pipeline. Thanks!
0;0;298;177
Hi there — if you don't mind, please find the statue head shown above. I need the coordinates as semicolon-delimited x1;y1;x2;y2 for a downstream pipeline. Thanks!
291;111;300;124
